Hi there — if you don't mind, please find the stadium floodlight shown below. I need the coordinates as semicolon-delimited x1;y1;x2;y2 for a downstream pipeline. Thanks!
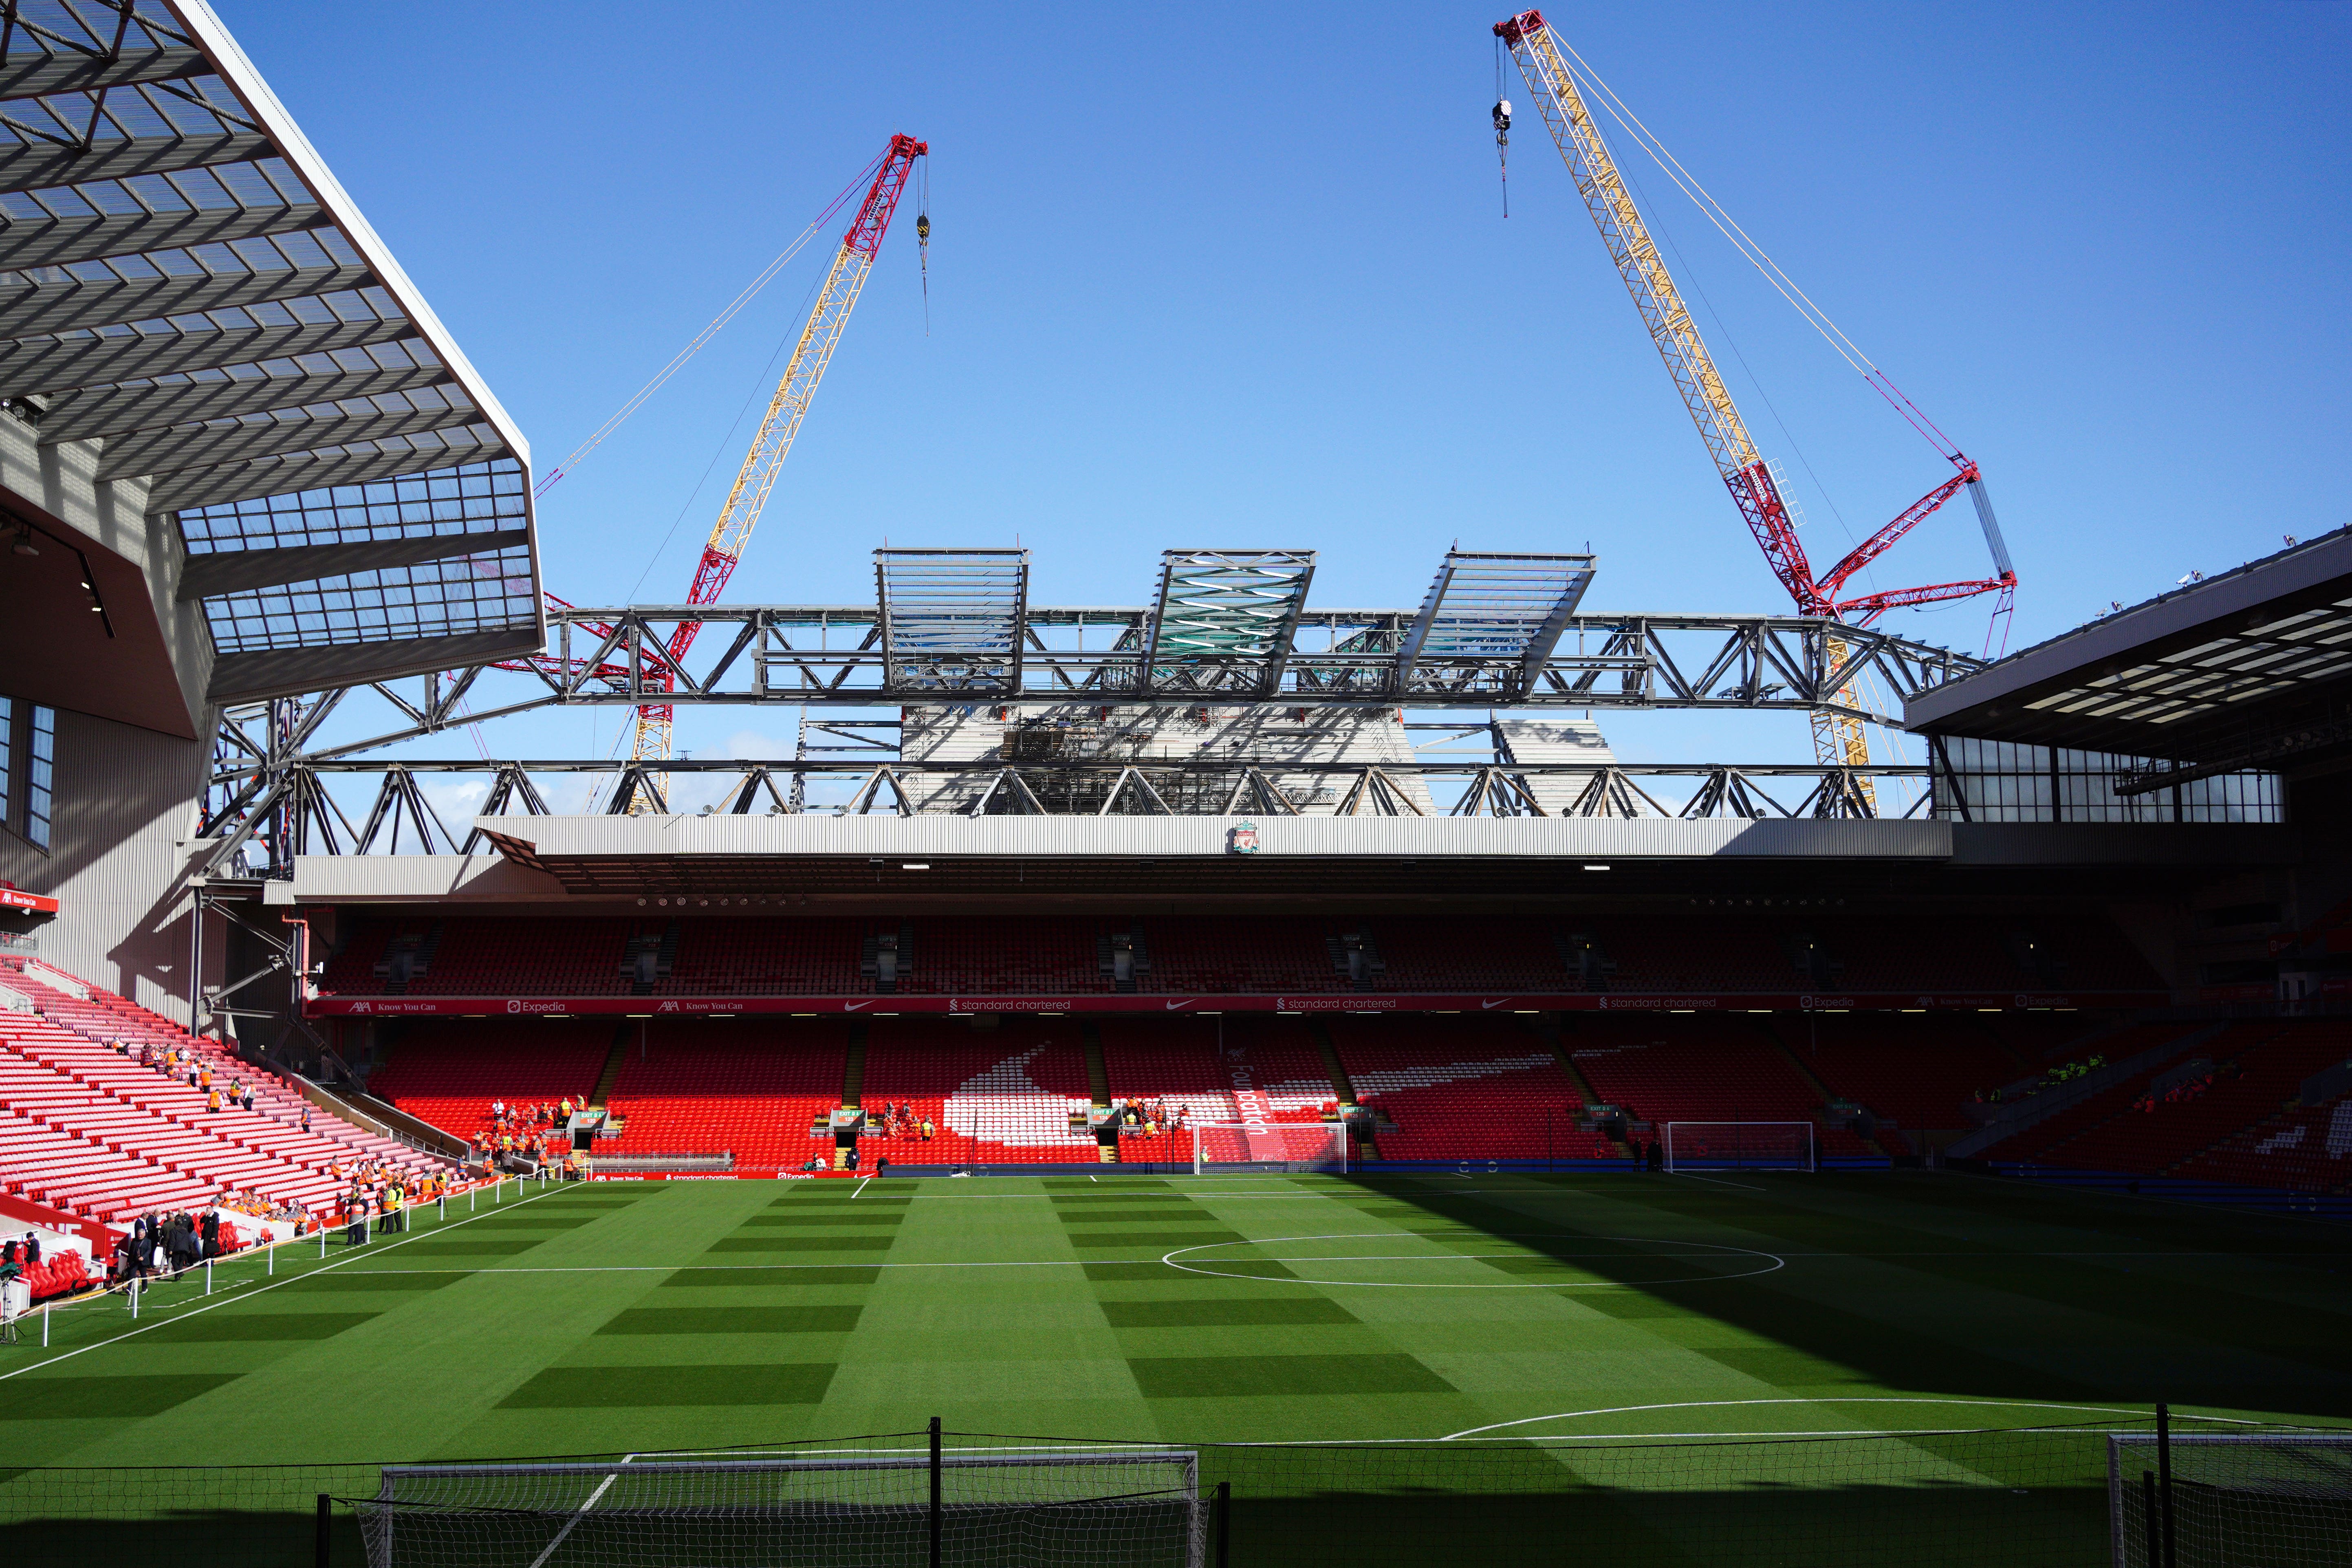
1661;1121;1817;1173
357;1451;1204;1568
1192;1121;1348;1175
2109;1431;2352;1568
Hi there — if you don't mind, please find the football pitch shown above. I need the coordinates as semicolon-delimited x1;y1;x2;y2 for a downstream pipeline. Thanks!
4;1169;2349;1565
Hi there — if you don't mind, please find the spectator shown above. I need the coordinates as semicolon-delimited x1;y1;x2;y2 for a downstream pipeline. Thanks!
207;1087;222;1113
22;1231;39;1265
920;1119;935;1142
301;1106;313;1134
1647;1140;1665;1173
200;1210;220;1260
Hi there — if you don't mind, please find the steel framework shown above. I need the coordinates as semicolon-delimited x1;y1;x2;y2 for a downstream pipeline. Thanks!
629;134;926;777
193;753;1937;874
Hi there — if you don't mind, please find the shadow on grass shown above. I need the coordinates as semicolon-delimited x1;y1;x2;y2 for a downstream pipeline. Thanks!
1337;1169;2352;1422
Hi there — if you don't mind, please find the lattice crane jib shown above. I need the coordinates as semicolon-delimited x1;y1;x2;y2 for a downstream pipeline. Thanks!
1494;10;2016;791
628;133;927;799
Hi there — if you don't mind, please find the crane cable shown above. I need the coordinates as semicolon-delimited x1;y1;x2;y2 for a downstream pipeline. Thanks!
530;145;895;500
1549;38;1961;465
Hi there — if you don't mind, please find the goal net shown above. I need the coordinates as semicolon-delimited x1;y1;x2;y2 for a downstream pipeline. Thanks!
354;1451;1204;1568
1662;1121;1816;1173
2110;1433;2352;1568
1192;1121;1346;1175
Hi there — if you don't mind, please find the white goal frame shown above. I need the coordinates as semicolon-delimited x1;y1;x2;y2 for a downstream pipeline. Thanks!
1191;1121;1347;1175
1662;1121;1817;1173
363;1450;1205;1568
2108;1431;2352;1568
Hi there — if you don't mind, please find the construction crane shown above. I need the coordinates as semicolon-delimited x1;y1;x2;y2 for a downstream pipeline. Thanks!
629;132;928;799
1493;11;2013;799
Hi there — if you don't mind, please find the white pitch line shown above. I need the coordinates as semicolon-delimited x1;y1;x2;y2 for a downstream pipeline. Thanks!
0;1182;568;1381
1668;1173;1771;1193
850;1177;872;1199
525;1453;634;1568
1438;1397;2282;1441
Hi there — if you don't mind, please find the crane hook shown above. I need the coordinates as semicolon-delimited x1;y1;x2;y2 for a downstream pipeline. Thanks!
916;212;931;335
1491;99;1511;218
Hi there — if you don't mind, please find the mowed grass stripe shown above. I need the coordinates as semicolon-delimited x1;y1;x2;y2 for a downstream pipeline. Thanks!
499;1363;837;1408
706;1235;896;1253
1067;1231;1244;1249
1;1374;242;1419
1057;1210;1207;1226
597;1305;862;1335
739;1212;905;1227
1127;1353;1452;1398
144;1312;381;1342
1101;1298;1357;1328
396;1237;560;1256
291;1270;474;1292
663;1266;881;1286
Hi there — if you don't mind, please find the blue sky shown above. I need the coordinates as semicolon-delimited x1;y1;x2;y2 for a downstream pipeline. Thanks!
220;1;2352;804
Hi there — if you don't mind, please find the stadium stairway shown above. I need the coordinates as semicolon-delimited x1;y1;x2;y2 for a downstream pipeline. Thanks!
586;1024;631;1112
1757;1019;1906;1157
601;1020;848;1171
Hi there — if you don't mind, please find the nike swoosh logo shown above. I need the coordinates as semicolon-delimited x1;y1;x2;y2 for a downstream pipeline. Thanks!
1165;1000;1193;1011
1482;1000;1511;1009
843;1002;873;1011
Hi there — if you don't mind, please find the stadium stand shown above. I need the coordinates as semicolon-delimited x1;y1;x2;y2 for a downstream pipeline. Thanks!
1331;1015;1613;1160
602;1020;847;1169
1100;1016;1340;1164
2015;1022;2352;1179
0;961;443;1224
311;909;2163;1002
859;1018;1098;1165
1781;1014;2028;1136
368;1020;615;1151
1566;1015;1878;1156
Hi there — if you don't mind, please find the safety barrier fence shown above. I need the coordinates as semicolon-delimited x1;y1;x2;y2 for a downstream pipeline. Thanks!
1;1417;2344;1566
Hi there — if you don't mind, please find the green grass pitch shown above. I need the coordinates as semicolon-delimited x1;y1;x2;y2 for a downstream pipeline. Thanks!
4;1170;2348;1564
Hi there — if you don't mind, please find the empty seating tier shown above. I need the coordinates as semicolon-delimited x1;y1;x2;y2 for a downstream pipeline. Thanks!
859;1019;1097;1165
313;910;2163;1001
604;1020;848;1169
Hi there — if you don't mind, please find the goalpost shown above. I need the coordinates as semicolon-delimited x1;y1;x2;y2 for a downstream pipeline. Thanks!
2110;1431;2352;1568
1192;1121;1347;1175
1662;1121;1817;1173
354;1450;1205;1568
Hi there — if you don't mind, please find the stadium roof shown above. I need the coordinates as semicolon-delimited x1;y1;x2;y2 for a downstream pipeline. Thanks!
1905;526;2352;788
0;0;540;723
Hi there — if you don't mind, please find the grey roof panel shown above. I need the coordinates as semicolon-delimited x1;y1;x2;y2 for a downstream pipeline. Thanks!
0;203;329;272
4;260;372;342
0;130;273;195
38;360;442;443
0;313;414;397
147;427;507;513
98;399;477;480
0;46;210;101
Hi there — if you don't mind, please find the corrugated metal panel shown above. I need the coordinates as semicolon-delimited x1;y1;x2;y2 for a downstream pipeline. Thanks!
0;710;207;1020
286;855;555;901
1494;717;1619;814
896;703;1429;814
480;813;1952;861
